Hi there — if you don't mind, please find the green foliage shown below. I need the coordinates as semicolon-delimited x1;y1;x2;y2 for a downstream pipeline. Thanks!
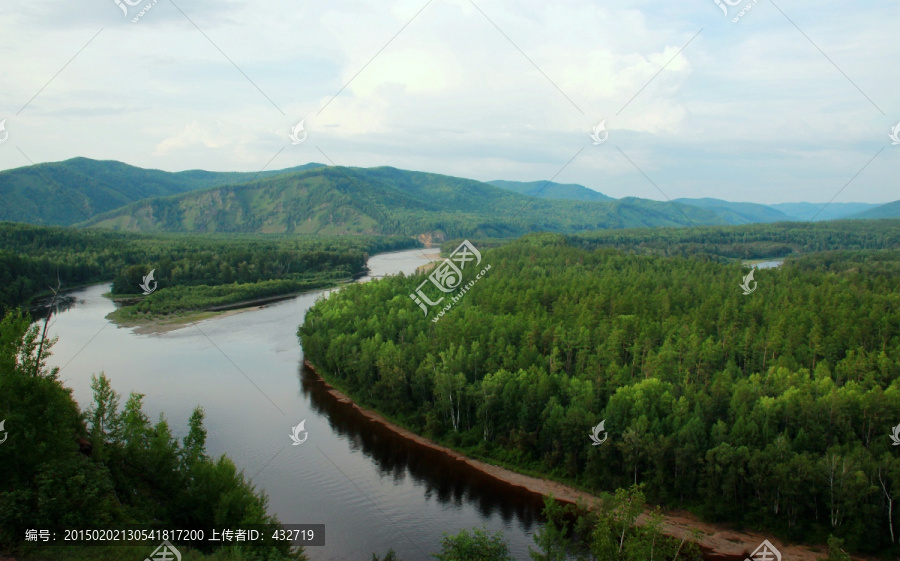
488;180;614;202
819;536;852;561
110;277;345;320
0;310;305;560
568;218;900;259
432;527;515;561
300;230;900;556
0;156;325;226
81;165;725;237
0;221;415;310
530;489;702;561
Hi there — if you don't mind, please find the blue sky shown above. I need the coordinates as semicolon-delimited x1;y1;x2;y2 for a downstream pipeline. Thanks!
0;0;897;203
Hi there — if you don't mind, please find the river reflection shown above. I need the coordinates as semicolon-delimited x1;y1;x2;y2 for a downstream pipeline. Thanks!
300;363;544;529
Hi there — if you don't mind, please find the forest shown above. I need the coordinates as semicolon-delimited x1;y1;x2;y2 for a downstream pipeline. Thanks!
565;218;900;259
299;222;900;558
0;309;309;560
0;222;415;314
79;165;724;237
0;305;716;561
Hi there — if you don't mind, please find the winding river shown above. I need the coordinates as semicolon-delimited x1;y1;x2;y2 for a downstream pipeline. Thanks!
41;249;544;561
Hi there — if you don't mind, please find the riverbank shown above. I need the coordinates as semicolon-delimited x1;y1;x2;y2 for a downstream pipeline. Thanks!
304;358;864;561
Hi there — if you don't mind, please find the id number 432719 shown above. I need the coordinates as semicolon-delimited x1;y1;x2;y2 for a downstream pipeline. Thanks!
272;529;315;541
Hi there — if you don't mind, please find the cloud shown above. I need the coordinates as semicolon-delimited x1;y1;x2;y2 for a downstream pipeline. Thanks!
154;122;229;155
0;0;897;202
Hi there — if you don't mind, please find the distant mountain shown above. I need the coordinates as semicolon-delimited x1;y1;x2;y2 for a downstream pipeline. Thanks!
847;200;900;220
767;202;880;222
674;198;793;225
489;180;613;202
82;165;725;238
0;157;326;226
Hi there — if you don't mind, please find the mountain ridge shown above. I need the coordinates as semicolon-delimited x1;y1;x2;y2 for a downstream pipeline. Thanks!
79;164;726;238
489;179;614;202
1;157;894;238
0;157;326;226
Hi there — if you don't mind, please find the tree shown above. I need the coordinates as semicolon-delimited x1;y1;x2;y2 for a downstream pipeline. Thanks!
433;528;515;561
529;496;571;561
819;535;851;561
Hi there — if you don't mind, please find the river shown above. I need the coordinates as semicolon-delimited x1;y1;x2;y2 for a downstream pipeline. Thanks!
40;249;544;561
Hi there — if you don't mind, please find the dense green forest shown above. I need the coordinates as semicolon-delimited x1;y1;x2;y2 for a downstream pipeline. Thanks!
300;224;900;557
0;222;415;314
563;218;900;259
0;309;307;560
449;218;900;265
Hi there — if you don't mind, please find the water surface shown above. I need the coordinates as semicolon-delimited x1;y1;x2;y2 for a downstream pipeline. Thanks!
43;249;543;560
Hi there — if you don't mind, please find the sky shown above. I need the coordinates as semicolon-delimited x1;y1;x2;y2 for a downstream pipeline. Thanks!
0;0;898;204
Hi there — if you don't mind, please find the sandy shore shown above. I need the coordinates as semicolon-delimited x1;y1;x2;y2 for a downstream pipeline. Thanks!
304;359;880;561
112;306;263;335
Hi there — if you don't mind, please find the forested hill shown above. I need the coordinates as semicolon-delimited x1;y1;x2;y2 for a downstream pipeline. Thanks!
672;197;793;225
299;223;900;557
82;165;724;237
488;179;615;202
849;200;900;220
0;157;325;226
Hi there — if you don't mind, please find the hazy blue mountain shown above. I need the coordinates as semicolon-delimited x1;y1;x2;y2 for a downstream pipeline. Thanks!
767;202;880;221
0;157;326;226
673;198;793;225
847;200;900;220
489;180;614;202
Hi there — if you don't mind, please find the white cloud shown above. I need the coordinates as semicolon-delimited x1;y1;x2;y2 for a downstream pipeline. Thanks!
0;0;897;202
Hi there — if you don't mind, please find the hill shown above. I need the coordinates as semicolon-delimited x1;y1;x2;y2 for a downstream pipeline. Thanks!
82;166;726;239
0;157;325;226
767;202;880;221
673;197;792;225
847;200;900;220
488;179;614;202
